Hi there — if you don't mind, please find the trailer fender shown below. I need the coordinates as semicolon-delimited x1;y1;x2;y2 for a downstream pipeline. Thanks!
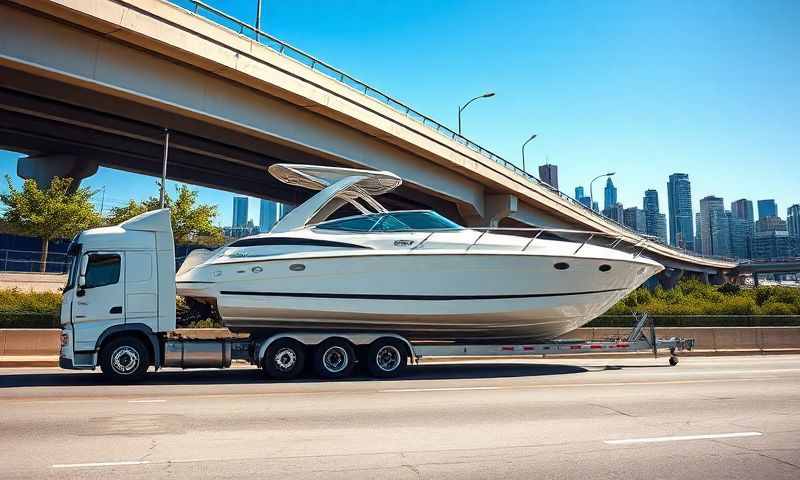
256;332;415;365
95;324;162;369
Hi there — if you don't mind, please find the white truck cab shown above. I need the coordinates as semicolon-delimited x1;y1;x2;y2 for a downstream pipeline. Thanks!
59;209;176;378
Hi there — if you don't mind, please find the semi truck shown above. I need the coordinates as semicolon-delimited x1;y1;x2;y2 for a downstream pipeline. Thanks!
58;209;691;382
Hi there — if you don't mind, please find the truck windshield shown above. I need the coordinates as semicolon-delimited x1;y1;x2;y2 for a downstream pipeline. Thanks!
63;240;81;292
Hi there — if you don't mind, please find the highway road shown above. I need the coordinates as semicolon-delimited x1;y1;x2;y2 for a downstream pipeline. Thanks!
1;355;799;479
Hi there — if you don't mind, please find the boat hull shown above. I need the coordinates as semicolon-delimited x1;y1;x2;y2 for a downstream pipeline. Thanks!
178;252;661;343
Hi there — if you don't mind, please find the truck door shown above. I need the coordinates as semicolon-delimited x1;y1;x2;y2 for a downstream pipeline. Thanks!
72;252;125;351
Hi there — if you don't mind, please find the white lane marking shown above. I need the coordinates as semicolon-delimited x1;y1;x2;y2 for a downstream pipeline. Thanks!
53;461;151;468
127;399;166;403
604;431;763;445
380;386;502;393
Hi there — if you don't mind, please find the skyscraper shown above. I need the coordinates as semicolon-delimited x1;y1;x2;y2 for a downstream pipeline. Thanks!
642;189;666;243
538;164;558;190
603;178;617;211
575;186;584;199
730;199;755;260
623;207;647;234
699;196;725;256
604;202;624;224
757;199;778;220
232;196;248;228
789;204;800;239
259;199;279;232
574;186;591;208
666;173;694;250
731;199;754;224
695;212;702;252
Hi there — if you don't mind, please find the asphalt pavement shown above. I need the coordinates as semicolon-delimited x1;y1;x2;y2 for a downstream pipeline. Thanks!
1;355;799;479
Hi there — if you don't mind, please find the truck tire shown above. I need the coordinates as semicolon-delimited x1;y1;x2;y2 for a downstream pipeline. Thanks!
263;338;306;380
313;338;355;379
100;336;150;382
367;338;408;378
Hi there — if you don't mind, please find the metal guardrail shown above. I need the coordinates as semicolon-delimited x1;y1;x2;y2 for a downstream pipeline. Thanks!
174;1;733;264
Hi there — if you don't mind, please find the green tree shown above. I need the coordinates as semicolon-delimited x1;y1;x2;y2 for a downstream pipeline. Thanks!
106;184;224;246
0;176;102;272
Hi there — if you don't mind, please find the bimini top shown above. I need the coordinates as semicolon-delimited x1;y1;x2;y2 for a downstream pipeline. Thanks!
268;164;403;233
268;164;401;196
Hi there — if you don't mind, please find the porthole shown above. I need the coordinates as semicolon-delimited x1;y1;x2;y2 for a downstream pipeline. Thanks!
554;262;570;270
599;264;612;272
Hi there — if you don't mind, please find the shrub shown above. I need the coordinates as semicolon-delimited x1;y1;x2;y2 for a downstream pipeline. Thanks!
759;302;797;316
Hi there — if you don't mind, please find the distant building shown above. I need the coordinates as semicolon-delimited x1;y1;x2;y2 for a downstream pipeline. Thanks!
642;189;665;243
695;212;702;253
223;219;258;240
575;186;592;208
727;212;752;259
757;199;778;220
756;216;787;233
232;196;248;228
603;202;624;224
538;164;558;190
666;173;694;250
731;199;754;224
603;178;617;211
259;199;279;232
788;204;800;239
592;201;599;212
699;196;725;256
623;207;647;234
752;230;791;260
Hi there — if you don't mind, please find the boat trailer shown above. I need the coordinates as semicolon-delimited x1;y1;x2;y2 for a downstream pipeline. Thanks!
412;314;693;366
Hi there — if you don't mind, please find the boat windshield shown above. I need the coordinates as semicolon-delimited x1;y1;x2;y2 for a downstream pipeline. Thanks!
315;211;461;232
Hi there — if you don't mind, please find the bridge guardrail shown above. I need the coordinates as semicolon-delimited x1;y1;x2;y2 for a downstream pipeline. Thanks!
177;1;736;264
0;249;69;274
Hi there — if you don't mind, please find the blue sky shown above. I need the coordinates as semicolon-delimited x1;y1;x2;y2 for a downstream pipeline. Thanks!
1;0;798;228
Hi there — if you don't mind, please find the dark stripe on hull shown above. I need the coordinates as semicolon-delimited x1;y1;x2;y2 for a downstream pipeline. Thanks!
219;288;626;301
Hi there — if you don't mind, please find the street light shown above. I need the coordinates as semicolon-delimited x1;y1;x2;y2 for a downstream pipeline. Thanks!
521;134;537;173
457;92;495;135
589;172;615;212
255;0;263;41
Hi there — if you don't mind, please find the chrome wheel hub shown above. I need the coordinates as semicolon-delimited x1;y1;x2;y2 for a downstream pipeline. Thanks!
273;348;297;371
322;346;348;373
111;346;140;375
376;345;401;372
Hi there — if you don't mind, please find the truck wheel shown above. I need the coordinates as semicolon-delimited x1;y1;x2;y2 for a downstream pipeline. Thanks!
367;338;408;378
263;338;306;380
313;338;355;379
100;337;150;382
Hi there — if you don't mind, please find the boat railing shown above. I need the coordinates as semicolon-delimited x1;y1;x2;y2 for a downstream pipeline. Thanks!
412;227;642;256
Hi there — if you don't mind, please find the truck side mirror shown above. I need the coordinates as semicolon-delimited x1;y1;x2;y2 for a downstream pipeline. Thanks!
78;275;86;288
78;255;88;291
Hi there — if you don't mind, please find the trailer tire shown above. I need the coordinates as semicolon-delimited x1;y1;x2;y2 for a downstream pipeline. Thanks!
313;338;355;379
263;338;306;380
367;338;408;378
100;336;150;382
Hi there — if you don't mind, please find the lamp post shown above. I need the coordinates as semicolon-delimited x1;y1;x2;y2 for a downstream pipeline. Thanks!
589;172;615;212
521;134;537;173
255;0;263;41
457;92;495;135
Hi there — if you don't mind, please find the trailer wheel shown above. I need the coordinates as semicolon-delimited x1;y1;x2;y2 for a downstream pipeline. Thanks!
263;339;306;380
367;338;408;378
313;338;355;379
100;336;150;382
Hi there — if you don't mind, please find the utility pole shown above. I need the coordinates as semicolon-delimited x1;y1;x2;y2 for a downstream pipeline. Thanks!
255;0;263;41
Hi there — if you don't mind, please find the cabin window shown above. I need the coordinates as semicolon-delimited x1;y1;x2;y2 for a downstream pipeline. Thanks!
84;254;121;288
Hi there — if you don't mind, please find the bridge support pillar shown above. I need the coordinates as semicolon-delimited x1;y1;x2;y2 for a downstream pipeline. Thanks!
484;194;518;228
17;154;98;192
656;268;684;290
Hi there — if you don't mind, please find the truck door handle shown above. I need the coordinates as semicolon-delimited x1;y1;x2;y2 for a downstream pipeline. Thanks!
110;306;123;314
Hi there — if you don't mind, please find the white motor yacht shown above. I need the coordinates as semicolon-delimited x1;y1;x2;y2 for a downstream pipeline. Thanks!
176;164;663;342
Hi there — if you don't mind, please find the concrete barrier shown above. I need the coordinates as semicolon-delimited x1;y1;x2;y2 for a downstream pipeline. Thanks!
0;272;66;293
2;327;800;357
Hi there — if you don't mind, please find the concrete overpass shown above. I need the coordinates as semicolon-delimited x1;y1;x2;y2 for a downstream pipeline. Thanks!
0;0;736;281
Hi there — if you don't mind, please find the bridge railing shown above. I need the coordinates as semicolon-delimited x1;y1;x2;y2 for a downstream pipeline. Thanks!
177;1;734;264
0;249;70;274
